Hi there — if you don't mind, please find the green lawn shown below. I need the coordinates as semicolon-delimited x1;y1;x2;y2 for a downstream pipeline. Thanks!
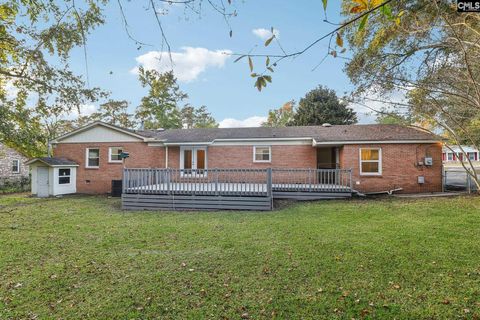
1;195;480;319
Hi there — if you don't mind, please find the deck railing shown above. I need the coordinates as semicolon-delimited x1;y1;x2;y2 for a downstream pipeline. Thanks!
123;167;352;196
123;168;272;196
272;168;352;193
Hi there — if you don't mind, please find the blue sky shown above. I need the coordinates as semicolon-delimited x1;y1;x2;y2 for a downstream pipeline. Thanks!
68;0;374;126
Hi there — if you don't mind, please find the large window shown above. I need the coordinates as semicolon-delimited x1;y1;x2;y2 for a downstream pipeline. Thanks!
58;169;71;184
253;146;271;163
360;148;382;175
109;147;123;163
86;148;100;168
12;160;20;173
447;153;453;161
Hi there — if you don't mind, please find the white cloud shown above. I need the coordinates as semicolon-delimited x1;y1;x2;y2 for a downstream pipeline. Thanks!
252;28;280;40
219;116;267;128
132;47;232;82
63;104;98;120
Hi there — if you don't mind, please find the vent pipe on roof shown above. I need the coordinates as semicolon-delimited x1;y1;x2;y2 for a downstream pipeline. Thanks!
322;123;332;127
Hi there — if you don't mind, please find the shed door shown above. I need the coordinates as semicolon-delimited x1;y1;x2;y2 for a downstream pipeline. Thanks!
37;167;49;197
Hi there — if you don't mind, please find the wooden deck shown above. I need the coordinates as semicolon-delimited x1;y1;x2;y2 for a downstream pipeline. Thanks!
122;168;353;211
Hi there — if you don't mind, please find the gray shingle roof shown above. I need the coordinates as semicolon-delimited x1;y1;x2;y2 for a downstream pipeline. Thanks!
133;124;440;143
27;157;78;166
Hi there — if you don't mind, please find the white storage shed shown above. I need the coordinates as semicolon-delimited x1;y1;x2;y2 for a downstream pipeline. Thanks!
26;157;78;197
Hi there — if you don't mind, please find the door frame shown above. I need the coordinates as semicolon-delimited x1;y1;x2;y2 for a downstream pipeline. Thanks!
179;146;208;177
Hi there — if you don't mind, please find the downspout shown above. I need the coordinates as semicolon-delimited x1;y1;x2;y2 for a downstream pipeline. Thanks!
165;146;169;168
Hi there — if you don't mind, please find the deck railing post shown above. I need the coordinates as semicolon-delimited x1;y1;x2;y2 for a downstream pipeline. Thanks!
267;168;272;197
167;169;171;195
215;169;219;196
309;168;312;192
122;168;126;194
349;169;353;191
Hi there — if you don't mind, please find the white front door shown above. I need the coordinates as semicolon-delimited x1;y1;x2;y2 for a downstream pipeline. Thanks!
180;147;207;176
37;167;49;197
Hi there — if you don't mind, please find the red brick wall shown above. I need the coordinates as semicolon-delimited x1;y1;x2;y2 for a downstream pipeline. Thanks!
54;142;165;194
167;146;180;168
165;145;317;169
208;145;317;169
340;143;443;193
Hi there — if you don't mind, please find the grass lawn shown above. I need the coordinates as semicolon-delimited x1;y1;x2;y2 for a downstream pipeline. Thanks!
1;195;480;319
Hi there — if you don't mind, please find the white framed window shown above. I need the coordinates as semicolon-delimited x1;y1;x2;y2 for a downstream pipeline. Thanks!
468;152;476;161
86;148;100;168
58;168;71;185
359;148;382;176
12;160;20;173
109;147;123;163
447;153;453;161
253;146;271;163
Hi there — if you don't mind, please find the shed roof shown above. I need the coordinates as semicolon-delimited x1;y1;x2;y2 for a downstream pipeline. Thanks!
26;157;79;167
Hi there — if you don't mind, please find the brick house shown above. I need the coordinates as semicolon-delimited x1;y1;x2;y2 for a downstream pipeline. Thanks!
43;121;443;196
0;142;29;181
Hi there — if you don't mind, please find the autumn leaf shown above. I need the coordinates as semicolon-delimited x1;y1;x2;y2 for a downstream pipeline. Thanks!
265;35;274;47
350;0;368;13
336;33;343;47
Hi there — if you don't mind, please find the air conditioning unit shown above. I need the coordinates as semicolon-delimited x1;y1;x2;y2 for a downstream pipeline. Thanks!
424;157;433;166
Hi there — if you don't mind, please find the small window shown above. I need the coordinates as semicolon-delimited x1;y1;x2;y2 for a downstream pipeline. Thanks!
253;146;271;162
58;168;71;185
447;153;453;161
109;147;123;162
468;152;476;161
360;148;382;175
12;160;20;173
86;148;100;168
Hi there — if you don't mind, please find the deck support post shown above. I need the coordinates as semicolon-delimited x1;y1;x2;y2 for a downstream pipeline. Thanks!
267;168;272;197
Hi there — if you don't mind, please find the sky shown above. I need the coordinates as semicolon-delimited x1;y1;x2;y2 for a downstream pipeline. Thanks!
67;0;376;127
